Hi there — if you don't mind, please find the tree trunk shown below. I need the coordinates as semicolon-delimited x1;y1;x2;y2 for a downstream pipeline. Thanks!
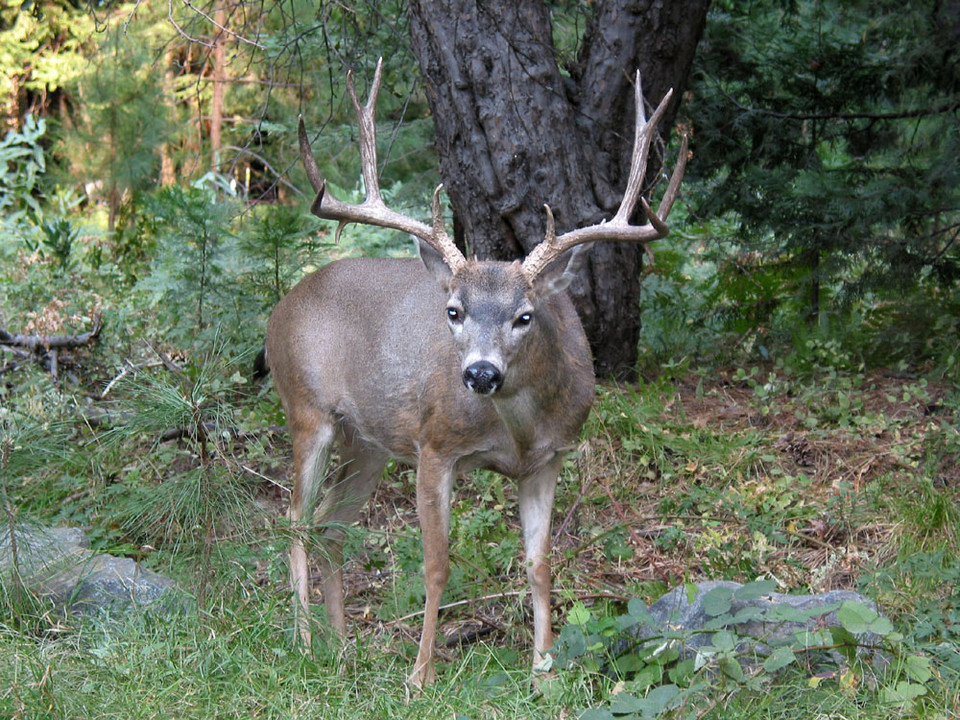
159;48;177;187
408;0;709;378
209;2;227;174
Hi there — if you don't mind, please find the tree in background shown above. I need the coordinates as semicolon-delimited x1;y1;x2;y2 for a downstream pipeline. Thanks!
0;2;94;132
58;26;170;230
4;0;958;371
408;0;711;378
690;0;960;333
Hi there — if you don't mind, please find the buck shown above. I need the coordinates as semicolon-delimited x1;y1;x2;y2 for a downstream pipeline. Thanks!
260;59;686;687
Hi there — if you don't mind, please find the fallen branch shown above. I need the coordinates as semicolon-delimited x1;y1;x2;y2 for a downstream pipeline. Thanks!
99;359;167;399
0;314;102;383
145;339;183;375
0;314;103;353
383;588;632;625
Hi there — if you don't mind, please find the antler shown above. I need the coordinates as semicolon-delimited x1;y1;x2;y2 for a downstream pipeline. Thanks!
521;71;688;280
299;58;467;273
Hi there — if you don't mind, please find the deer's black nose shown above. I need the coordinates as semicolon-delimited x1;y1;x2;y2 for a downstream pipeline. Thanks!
463;361;503;395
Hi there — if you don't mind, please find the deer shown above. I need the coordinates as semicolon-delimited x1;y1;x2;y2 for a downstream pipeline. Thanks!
259;58;687;688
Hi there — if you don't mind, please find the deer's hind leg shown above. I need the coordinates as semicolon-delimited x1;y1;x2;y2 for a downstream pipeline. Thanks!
288;411;387;645
313;440;388;636
287;405;336;647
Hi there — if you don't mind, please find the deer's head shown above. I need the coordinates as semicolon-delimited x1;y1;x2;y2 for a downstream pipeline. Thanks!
298;58;686;397
416;240;588;395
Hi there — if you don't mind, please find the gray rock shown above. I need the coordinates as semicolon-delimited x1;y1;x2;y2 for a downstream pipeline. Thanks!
0;525;188;617
633;580;887;668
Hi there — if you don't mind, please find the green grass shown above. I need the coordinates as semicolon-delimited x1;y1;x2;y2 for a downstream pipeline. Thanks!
3;362;959;718
0;599;592;719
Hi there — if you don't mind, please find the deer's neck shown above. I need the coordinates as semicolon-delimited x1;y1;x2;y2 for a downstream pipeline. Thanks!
490;389;539;454
490;350;580;457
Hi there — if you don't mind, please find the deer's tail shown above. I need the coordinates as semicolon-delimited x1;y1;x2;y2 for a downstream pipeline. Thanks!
253;347;270;381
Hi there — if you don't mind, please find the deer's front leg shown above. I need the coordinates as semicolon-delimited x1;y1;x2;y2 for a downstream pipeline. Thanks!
519;460;561;674
408;451;455;688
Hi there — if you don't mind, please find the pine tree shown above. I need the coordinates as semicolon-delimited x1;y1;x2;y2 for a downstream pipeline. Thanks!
58;27;170;230
691;0;960;322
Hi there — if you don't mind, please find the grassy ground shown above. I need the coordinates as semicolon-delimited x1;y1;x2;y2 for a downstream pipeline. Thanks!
2;362;959;718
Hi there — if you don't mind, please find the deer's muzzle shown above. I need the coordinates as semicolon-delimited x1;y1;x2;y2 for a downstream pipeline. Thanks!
462;361;503;395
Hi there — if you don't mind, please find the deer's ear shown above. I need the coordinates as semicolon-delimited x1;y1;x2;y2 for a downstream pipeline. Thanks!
418;237;454;286
533;243;591;297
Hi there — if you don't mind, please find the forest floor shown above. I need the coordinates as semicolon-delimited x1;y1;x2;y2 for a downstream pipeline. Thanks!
3;361;958;718
250;366;958;659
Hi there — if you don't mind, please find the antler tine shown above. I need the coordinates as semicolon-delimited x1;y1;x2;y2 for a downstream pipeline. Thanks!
346;60;384;206
300;58;467;271
431;183;467;272
640;130;689;231
298;116;325;194
613;73;672;225
522;70;687;280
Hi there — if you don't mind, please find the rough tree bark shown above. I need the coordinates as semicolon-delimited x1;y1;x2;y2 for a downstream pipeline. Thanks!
408;0;709;378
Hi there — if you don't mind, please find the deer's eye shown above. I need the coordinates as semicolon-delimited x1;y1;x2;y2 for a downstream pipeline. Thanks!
446;307;462;323
514;312;533;328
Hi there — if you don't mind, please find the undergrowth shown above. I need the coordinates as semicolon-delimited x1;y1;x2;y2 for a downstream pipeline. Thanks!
6;313;959;717
2;120;959;718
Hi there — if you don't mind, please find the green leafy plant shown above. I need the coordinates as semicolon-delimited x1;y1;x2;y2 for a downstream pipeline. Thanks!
554;581;944;719
57;25;170;231
693;0;960;318
0;115;46;222
30;215;79;271
236;204;325;309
